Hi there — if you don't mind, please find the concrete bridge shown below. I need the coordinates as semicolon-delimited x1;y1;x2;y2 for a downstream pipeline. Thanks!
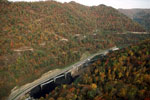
29;61;88;99
29;72;73;99
8;46;119;100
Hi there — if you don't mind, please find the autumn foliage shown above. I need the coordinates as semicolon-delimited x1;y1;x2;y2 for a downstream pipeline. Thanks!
46;39;150;100
0;1;149;99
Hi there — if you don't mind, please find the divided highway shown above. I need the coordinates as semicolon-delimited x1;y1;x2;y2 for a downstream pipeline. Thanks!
8;46;119;100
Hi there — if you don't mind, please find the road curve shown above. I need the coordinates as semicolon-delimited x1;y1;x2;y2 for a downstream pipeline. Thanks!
8;47;118;100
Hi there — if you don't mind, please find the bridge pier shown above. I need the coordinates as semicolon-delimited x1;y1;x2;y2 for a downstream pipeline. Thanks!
41;80;53;89
54;74;65;83
53;78;56;83
65;73;67;79
65;72;70;79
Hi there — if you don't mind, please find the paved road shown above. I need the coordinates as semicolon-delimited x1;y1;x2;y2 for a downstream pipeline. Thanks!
8;47;116;100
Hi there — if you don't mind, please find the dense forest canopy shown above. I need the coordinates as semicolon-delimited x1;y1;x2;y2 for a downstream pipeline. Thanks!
0;0;8;2
0;1;149;99
133;12;150;32
46;39;150;100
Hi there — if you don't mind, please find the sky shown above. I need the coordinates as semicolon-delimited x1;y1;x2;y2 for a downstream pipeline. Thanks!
8;0;150;9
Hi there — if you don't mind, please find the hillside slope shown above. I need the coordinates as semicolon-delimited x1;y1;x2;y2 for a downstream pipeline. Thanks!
118;9;150;19
47;39;150;100
118;9;150;32
0;1;149;99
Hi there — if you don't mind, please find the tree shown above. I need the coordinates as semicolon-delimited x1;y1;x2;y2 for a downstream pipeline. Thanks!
0;0;8;3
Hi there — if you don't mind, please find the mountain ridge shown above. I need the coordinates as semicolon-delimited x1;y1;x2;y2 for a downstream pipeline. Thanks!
118;9;150;31
0;1;149;99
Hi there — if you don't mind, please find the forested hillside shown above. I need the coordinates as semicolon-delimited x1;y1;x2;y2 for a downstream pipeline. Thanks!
133;12;150;32
119;9;150;32
46;39;150;100
0;1;149;99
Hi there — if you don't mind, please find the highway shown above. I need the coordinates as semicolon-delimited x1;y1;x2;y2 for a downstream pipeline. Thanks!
8;46;118;100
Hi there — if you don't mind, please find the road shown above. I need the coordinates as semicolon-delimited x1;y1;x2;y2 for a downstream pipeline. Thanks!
8;47;117;100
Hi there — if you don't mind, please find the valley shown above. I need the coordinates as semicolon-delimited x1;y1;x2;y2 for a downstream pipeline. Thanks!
119;9;150;32
0;0;150;100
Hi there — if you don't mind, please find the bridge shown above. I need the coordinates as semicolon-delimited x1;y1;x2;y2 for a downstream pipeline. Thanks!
8;46;119;100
